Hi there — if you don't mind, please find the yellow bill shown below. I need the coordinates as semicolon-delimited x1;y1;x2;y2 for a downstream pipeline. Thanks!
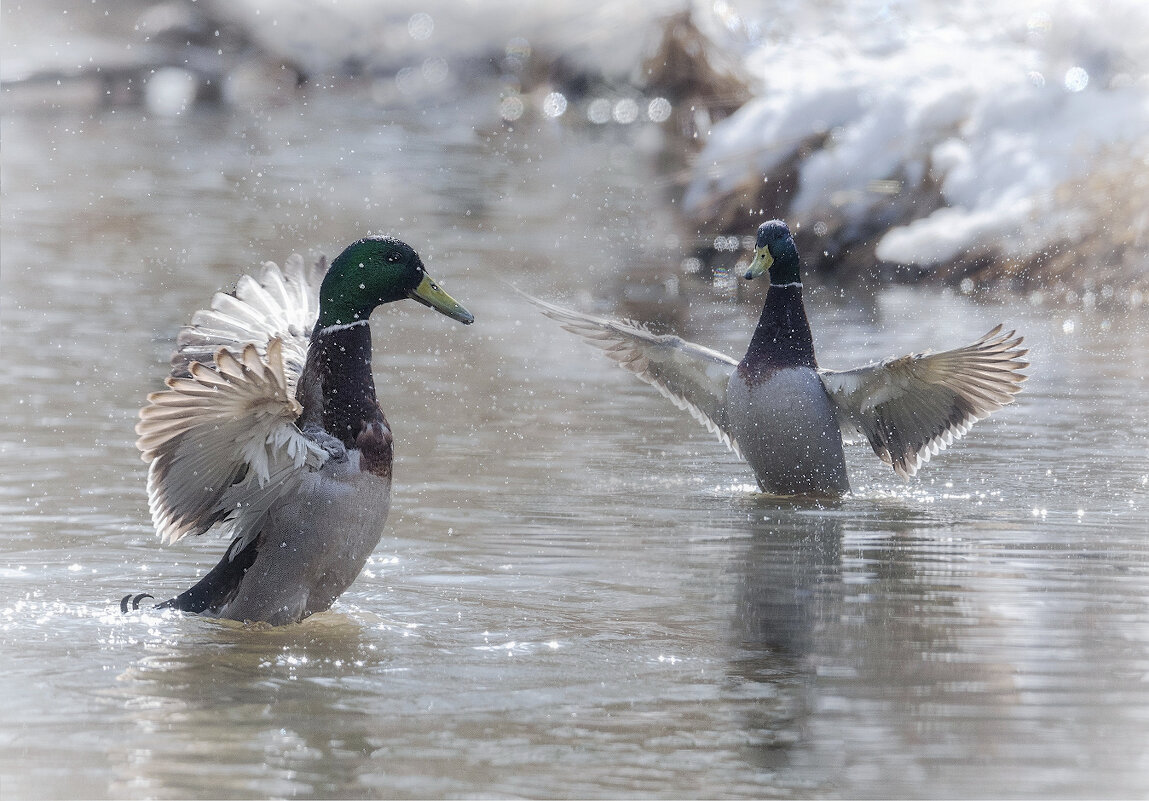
744;246;774;280
409;273;474;324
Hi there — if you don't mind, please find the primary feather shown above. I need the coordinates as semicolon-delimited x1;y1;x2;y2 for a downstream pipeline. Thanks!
525;293;742;456
138;336;328;547
819;325;1028;478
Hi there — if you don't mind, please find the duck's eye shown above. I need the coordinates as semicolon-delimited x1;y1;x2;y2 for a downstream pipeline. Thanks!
386;252;402;263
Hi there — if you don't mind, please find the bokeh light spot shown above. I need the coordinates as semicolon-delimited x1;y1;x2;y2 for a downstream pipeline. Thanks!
499;95;525;121
1064;67;1089;92
395;66;419;95
408;12;433;41
542;91;567;118
647;97;672;122
422;56;448;85
587;98;611;124
613;98;638;124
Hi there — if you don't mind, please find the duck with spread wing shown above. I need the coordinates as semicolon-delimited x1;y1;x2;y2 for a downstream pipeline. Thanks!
126;236;473;624
526;220;1027;497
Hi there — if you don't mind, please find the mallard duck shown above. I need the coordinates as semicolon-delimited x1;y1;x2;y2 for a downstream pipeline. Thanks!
124;236;473;625
527;220;1027;497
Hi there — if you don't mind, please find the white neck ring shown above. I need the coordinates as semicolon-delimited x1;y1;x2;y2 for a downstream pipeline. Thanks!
319;319;370;335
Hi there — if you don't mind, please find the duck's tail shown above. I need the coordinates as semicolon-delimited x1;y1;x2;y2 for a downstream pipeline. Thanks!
119;534;260;616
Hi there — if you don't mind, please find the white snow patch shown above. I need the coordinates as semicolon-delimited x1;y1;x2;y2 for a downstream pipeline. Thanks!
685;0;1149;266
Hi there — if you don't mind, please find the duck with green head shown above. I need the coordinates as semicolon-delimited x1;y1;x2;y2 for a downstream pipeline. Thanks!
526;219;1028;497
129;236;473;625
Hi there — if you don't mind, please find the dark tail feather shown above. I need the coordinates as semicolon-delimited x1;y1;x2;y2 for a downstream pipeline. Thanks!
119;535;258;616
150;535;260;614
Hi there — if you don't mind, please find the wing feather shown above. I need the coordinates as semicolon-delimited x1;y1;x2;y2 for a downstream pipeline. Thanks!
521;291;742;455
820;325;1028;478
137;338;329;546
139;251;331;552
169;254;325;392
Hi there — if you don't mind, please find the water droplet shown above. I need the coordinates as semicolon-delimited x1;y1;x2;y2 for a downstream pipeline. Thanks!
422;57;448;85
498;95;524;121
647;97;672;123
680;257;702;274
407;12;433;41
586;98;611;125
1027;11;1052;34
542;91;567;118
612;98;638;125
1064;67;1089;92
504;37;531;72
395;66;419;95
144;67;196;116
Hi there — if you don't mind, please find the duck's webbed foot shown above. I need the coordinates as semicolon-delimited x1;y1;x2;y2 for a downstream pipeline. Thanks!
119;593;154;614
302;424;348;462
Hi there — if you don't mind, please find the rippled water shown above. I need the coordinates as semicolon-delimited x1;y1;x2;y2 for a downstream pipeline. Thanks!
3;76;1148;798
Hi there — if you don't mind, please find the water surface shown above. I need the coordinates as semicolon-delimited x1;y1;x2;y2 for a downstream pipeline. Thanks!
2;80;1148;799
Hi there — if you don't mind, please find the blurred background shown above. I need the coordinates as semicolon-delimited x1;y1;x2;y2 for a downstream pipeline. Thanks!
6;0;1148;291
2;1;1148;799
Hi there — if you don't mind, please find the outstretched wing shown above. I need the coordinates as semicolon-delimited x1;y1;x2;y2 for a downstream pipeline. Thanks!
819;325;1028;478
136;339;329;546
137;254;329;548
523;292;742;455
170;253;326;389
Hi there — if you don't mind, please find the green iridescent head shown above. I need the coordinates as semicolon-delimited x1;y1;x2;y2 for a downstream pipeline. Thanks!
316;236;473;328
743;220;802;285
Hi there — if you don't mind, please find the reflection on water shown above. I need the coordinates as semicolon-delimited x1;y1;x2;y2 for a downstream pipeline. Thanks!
733;505;843;661
2;65;1148;801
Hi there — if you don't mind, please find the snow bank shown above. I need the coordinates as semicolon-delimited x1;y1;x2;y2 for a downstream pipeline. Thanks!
684;0;1149;275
